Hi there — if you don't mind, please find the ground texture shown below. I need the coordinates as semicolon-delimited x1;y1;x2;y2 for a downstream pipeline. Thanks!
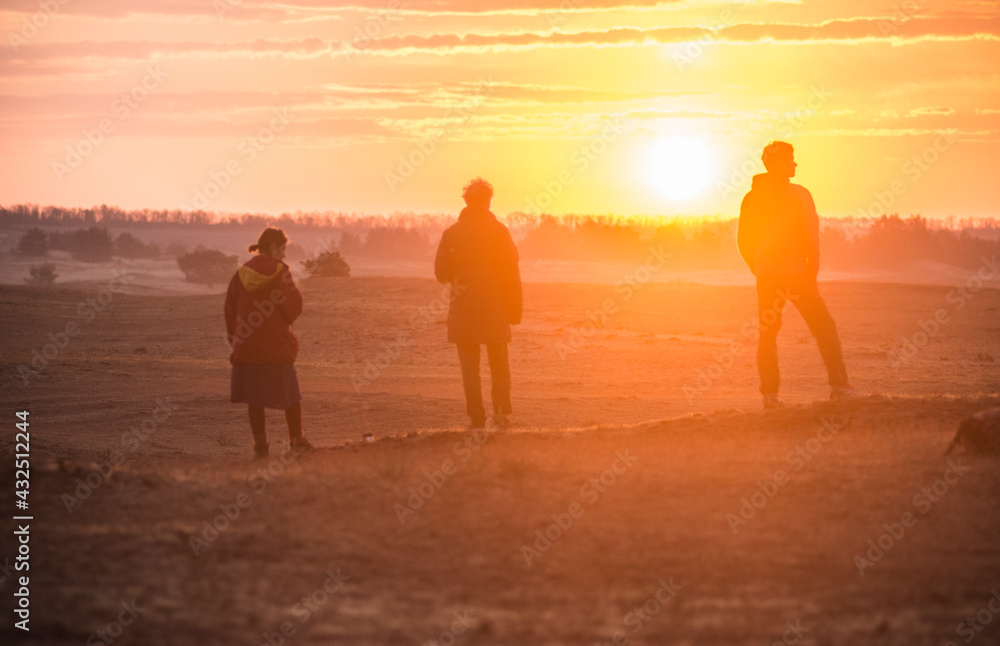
1;277;999;645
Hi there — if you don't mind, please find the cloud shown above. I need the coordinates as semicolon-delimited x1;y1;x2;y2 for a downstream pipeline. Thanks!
4;15;997;76
0;0;694;19
349;16;1000;56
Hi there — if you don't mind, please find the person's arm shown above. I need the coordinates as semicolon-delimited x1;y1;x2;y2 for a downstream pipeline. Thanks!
223;273;239;344
802;189;821;276
737;193;760;275
434;230;453;284
504;229;523;325
277;265;303;324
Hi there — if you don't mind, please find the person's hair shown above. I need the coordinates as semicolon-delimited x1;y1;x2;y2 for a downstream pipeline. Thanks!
248;227;288;254
462;177;494;206
762;141;794;171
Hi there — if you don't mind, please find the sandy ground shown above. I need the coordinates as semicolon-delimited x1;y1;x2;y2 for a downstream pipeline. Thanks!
1;273;1000;645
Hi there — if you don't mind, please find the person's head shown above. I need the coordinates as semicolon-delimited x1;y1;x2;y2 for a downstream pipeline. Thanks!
248;227;288;261
462;177;494;209
762;141;797;178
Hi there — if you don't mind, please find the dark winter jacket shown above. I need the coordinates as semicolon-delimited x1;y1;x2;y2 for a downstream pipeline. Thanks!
738;173;821;277
434;206;522;344
224;255;303;364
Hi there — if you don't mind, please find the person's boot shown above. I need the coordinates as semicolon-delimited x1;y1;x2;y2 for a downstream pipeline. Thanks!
285;402;314;452
253;443;270;459
290;438;314;452
830;385;859;401
762;394;784;410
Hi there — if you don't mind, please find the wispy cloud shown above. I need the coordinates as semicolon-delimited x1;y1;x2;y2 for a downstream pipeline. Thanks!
4;15;997;76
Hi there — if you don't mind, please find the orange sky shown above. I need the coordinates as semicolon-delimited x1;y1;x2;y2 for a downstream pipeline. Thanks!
1;0;998;219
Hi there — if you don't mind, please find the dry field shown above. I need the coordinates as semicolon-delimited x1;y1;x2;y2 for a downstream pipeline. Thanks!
1;272;999;645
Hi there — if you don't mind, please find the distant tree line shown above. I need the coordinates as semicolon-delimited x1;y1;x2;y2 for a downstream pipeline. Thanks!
0;203;454;231
819;215;1000;271
17;226;159;262
515;214;1000;272
5;204;999;272
339;227;432;260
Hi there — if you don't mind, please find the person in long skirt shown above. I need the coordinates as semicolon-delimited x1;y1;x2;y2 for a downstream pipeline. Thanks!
224;227;314;457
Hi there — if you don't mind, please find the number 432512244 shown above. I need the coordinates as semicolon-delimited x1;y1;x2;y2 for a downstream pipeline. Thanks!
16;411;29;502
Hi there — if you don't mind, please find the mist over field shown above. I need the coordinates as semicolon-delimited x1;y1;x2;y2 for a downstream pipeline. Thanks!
3;205;1000;293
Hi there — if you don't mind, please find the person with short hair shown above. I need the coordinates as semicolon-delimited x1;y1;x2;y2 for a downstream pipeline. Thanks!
435;178;522;428
225;227;314;457
738;142;856;408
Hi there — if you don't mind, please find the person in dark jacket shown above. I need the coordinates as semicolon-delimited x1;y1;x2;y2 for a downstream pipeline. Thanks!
435;178;523;428
225;227;314;457
738;141;856;409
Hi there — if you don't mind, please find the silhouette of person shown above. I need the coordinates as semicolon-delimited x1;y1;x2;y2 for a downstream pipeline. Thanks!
435;178;523;428
738;141;856;408
225;227;314;457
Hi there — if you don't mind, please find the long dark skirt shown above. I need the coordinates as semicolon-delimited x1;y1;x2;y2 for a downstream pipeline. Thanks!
230;363;302;410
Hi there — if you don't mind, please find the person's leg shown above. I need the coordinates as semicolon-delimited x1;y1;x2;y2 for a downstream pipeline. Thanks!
789;278;849;389
248;405;268;456
486;343;512;423
285;401;302;441
456;343;486;427
756;278;787;397
285;400;306;442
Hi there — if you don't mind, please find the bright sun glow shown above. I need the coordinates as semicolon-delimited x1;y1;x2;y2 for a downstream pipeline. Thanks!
647;136;714;201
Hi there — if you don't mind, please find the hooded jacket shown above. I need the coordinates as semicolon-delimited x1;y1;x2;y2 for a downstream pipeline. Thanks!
224;255;303;364
738;173;821;277
434;206;522;344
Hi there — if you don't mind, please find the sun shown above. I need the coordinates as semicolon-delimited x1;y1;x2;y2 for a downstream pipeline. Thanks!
647;136;714;200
